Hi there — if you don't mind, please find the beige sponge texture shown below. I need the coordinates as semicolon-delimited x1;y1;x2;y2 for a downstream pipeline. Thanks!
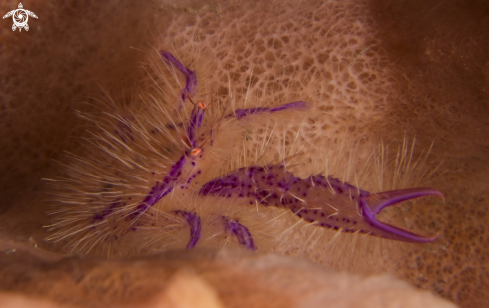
160;0;397;153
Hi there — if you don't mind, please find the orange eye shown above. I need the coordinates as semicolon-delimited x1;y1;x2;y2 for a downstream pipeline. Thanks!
190;147;202;157
198;102;207;110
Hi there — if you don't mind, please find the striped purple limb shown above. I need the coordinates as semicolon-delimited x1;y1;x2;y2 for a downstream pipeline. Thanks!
159;50;197;103
174;210;202;249
223;217;256;251
159;50;205;147
187;102;207;147
226;101;309;119
360;188;444;243
134;155;186;215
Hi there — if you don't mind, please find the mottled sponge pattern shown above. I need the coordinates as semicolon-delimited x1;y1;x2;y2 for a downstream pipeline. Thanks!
159;0;397;159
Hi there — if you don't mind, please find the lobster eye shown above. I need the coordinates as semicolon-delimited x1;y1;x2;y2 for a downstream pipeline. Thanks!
190;147;202;157
198;102;207;110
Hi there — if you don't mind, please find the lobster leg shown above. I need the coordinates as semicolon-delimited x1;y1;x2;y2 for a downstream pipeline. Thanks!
174;210;202;249
222;216;256;251
200;165;444;243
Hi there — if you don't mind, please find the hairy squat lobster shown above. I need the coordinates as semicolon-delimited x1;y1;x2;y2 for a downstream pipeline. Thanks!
47;50;444;253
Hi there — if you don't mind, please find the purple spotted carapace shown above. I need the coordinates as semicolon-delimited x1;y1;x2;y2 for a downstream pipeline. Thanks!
200;165;443;243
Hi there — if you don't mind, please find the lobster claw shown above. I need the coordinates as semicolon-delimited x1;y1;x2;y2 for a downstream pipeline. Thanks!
361;188;444;243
